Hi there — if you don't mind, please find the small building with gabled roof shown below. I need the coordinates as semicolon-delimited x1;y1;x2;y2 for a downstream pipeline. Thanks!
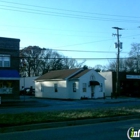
35;68;105;99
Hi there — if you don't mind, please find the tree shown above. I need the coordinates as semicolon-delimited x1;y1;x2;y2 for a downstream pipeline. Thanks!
128;43;140;73
105;58;129;72
20;46;86;77
20;46;45;77
105;43;140;73
129;43;140;57
83;65;88;70
93;64;107;72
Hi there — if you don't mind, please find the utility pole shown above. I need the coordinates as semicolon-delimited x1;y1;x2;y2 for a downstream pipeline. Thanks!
112;27;123;98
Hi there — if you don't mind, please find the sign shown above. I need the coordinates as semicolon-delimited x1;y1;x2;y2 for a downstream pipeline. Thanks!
127;127;140;140
126;75;140;79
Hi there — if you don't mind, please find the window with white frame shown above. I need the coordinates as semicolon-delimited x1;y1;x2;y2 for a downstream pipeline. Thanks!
83;83;87;92
0;55;10;67
54;83;58;92
73;82;76;92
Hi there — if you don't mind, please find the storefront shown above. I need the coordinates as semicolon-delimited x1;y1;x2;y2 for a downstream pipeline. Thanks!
0;70;20;99
120;74;140;97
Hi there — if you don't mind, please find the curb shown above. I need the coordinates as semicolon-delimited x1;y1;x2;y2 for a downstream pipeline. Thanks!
0;114;140;133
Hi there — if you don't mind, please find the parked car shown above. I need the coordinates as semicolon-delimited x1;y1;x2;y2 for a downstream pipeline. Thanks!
20;87;35;95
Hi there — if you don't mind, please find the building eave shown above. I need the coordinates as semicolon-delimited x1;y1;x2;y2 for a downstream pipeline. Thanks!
35;78;65;82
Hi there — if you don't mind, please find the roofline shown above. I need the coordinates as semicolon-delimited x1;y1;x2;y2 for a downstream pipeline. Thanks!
68;79;79;81
0;36;20;41
35;79;65;82
65;69;83;80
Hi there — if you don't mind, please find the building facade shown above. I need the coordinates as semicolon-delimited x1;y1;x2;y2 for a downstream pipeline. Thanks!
0;37;20;99
35;69;105;99
100;71;140;97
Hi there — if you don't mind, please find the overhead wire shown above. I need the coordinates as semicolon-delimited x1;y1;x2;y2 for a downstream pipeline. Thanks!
1;0;139;57
0;3;140;23
1;0;140;20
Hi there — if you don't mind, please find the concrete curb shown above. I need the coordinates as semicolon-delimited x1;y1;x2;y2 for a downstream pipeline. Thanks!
0;114;140;133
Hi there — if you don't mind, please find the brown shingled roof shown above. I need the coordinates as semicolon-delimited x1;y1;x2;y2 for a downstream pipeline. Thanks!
70;69;90;79
36;69;81;81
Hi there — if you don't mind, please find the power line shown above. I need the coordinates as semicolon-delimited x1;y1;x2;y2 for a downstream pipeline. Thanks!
18;56;130;60
0;4;140;23
19;47;128;54
52;49;128;54
1;0;140;20
52;39;114;48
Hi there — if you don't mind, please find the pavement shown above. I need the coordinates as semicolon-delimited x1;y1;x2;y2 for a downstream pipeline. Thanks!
1;96;140;105
0;96;140;133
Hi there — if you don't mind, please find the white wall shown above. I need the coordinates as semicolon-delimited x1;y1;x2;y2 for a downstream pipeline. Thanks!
20;77;38;90
99;72;112;97
35;81;43;97
35;80;69;99
67;80;80;99
35;69;105;99
79;69;105;99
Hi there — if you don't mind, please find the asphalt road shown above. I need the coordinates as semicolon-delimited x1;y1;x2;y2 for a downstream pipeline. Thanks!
0;119;139;140
0;96;140;114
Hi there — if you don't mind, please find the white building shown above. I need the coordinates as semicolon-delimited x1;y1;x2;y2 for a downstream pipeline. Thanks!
35;69;105;99
99;72;113;97
20;76;38;90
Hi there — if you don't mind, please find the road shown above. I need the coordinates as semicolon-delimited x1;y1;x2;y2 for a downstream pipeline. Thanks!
0;96;140;114
0;119;139;140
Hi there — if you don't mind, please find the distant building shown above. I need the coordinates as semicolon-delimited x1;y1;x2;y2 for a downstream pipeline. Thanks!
0;37;20;99
100;71;140;97
35;69;105;99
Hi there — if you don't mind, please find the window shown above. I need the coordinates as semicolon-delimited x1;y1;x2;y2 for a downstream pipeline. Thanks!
73;82;76;92
83;83;87;92
0;55;10;67
90;74;95;81
100;83;103;92
41;84;44;92
54;83;58;92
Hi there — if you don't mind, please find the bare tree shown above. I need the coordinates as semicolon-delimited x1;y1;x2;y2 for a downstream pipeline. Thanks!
128;43;140;73
20;46;86;77
129;43;140;57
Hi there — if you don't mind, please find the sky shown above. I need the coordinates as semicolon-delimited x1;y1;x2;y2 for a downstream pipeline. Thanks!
1;0;140;68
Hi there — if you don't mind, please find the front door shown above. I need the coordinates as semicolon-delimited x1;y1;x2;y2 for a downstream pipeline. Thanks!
91;86;94;98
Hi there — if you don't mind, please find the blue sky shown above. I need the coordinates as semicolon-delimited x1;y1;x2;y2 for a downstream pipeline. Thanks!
1;0;140;67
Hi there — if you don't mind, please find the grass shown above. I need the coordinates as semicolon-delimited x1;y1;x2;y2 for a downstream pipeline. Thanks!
0;107;138;127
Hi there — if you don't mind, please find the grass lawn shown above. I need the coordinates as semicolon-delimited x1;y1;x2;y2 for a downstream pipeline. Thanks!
0;107;139;127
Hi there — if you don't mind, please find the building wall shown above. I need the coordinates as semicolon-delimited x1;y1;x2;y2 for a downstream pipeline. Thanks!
20;77;38;90
0;37;20;99
35;69;105;100
99;72;112;97
80;70;105;99
35;80;69;99
67;80;80;99
0;37;20;71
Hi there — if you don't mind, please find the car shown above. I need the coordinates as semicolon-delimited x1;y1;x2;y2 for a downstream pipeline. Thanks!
20;87;35;95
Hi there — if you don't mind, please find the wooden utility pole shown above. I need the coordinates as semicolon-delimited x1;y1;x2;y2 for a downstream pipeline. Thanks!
112;27;123;98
